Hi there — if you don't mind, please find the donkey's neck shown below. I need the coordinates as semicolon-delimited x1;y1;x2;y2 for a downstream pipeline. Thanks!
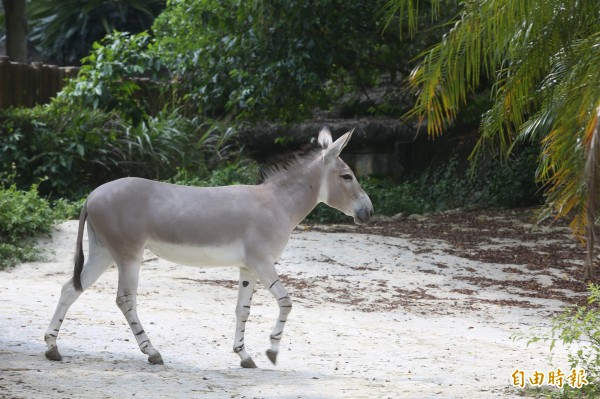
265;157;324;228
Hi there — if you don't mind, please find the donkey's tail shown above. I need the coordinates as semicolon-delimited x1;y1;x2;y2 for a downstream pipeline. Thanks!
73;200;88;292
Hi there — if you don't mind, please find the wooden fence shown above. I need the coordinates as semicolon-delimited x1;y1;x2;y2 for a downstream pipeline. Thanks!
0;56;80;108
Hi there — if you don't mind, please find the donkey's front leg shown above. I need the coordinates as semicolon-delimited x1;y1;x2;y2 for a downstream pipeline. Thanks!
260;272;292;365
234;268;258;368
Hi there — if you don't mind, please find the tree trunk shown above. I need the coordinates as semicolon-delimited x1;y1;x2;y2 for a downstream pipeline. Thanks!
3;0;28;62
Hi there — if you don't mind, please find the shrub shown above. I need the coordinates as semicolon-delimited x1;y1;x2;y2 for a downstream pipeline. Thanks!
204;161;260;187
0;105;242;200
0;181;55;269
0;106;126;198
525;284;600;398
170;160;260;187
51;197;86;221
56;31;166;125
471;145;541;209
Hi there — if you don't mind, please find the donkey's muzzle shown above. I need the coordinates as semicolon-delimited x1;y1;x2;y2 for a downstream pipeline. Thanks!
354;205;374;225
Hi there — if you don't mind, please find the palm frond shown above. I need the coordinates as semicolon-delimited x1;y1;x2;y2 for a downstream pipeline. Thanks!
584;107;600;278
385;0;600;278
381;0;443;37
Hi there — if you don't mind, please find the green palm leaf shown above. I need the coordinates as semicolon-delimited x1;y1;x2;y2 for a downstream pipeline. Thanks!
386;0;600;277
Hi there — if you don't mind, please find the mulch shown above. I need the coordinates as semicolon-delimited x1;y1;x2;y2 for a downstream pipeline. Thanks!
308;209;594;309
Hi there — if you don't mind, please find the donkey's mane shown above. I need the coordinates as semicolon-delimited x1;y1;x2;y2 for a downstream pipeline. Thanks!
260;146;322;183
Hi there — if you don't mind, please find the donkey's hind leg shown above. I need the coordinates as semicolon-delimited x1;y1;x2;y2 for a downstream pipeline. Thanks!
234;268;258;368
115;258;163;365
45;236;114;361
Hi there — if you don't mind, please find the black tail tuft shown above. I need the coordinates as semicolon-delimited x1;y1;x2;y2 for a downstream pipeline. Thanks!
72;200;88;292
73;242;84;292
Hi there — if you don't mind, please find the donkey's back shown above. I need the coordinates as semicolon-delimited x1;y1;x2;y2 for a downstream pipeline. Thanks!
89;177;281;245
85;177;289;268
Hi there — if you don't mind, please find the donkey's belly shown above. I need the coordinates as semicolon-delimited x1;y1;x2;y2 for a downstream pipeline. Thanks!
146;240;245;267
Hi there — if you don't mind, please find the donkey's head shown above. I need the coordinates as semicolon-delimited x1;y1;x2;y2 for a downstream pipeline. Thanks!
317;125;374;224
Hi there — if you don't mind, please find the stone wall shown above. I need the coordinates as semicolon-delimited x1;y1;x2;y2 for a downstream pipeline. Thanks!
238;117;478;177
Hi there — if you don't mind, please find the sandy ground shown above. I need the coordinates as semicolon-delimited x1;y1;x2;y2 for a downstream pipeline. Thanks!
0;213;585;398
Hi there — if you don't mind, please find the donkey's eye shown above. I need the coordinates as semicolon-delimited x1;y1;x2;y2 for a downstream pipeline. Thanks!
341;173;353;181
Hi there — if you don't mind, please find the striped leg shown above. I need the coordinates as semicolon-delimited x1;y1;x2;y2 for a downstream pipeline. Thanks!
115;260;163;365
45;235;113;361
234;268;258;368
262;276;292;365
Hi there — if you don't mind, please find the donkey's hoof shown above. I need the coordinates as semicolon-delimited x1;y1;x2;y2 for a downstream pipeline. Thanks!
240;358;257;368
266;350;278;365
148;353;164;365
45;347;62;361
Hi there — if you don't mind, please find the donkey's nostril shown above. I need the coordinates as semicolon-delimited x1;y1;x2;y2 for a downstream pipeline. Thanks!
369;208;374;218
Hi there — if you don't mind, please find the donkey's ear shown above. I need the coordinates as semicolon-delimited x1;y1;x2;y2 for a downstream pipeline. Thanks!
318;124;333;148
325;128;354;160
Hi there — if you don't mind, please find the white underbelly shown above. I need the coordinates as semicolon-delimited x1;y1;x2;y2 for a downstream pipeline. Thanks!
146;240;245;267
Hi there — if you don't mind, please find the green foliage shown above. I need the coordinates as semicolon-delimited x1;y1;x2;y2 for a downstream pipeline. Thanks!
170;161;260;187
0;172;84;270
57;31;165;125
152;0;434;121
28;0;165;65
0;181;55;269
0;105;242;200
1;106;122;198
203;162;260;187
51;198;86;221
474;146;541;209
20;0;452;123
526;284;600;398
0;243;39;271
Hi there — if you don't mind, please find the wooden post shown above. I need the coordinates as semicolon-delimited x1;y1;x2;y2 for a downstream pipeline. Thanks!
32;62;43;106
49;65;59;101
58;67;66;97
63;67;80;80
11;62;23;107
41;65;51;104
0;56;10;108
23;62;32;107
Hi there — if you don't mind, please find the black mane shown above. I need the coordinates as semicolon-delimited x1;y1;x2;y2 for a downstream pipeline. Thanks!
259;146;322;183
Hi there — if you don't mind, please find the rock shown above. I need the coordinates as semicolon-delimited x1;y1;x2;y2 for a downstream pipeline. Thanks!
407;214;427;221
370;214;392;223
390;213;405;221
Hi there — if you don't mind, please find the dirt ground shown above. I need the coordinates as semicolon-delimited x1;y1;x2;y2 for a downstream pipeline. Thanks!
0;209;590;398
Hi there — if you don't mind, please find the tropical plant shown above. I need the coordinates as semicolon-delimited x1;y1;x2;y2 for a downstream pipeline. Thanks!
56;31;165;125
28;0;165;65
385;0;600;278
0;104;244;200
0;106;124;198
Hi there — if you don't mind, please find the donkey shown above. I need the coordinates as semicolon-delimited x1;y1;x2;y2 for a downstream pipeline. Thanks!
44;125;373;368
